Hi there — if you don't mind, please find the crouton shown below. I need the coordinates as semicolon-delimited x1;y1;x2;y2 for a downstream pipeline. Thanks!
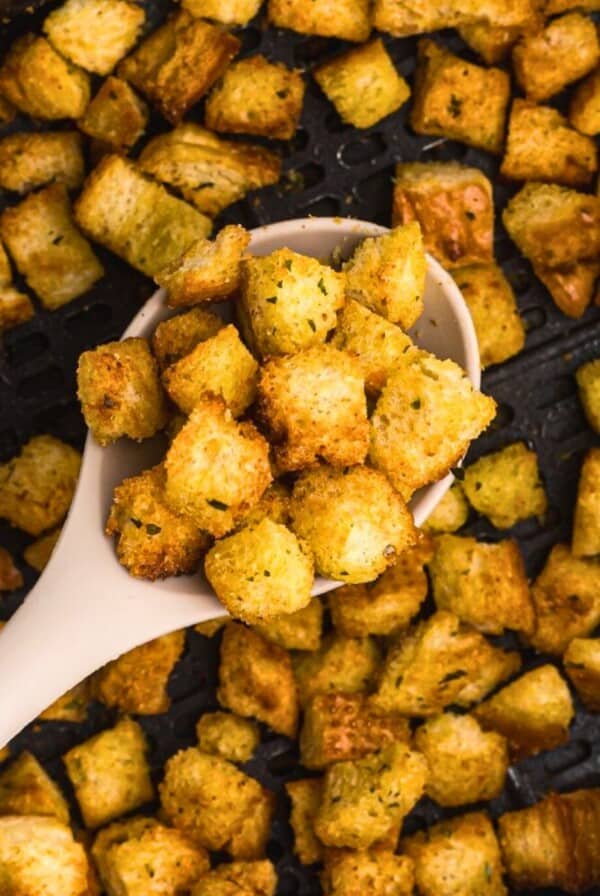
0;242;9;287
462;442;547;529
423;482;469;534
570;67;600;136
369;349;496;501
286;778;323;865
321;848;415;896
452;264;525;368
38;680;90;722
573;448;600;557
196;711;259;763
23;529;60;572
78;77;148;151
0;34;90;119
403;812;506;896
564;637;600;710
191;861;277;896
290;465;416;584
0;131;84;194
1;184;103;310
267;0;371;42
118;10;239;123
428;534;534;635
160;747;273;856
501;99;597;186
156;225;250;308
252;597;323;651
195;615;228;638
237;481;291;530
151;307;223;370
577;358;600;432
328;535;433;637
164;399;271;537
374;0;537;36
371;610;521;716
299;693;411;770
0;286;33;332
0;815;91;896
218;622;299;737
314;39;410;130
410;40;510;154
258;346;368;473
181;0;262;25
314;744;427;849
393;162;494;269
74;155;212;277
63;718;153;828
0;547;23;591
0;435;80;536
458;22;526;65
0;752;69;823
0;96;15;123
529;543;600;654
163;324;258;417
293;632;381;707
513;13;600;102
415;713;508;807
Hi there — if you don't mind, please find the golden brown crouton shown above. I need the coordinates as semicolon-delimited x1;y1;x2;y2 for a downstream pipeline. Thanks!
78;77;148;151
268;0;371;41
374;0;537;36
315;745;427;849
74;154;212;277
151;307;224;370
0;286;33;332
182;0;262;24
410;40;510;154
24;529;60;572
452;264;525;369
371;610;521;716
0;241;10;286
156;225;250;308
501;99;597;187
570;67;600;136
573;448;600;557
393;162;494;269
196;711;259;763
252;597;323;651
513;13;600;102
0;435;80;536
403;811;506;896
529;543;600;654
38;680;90;722
415;713;508;808
314;39;410;130
286;778;323;865
458;22;526;65
299;693;411;770
0;95;15;123
0;752;69;823
0;34;90;119
321;848;414;896
63;718;153;828
218;622;299;737
0;815;91;896
164;399;271;537
423;482;469;534
290;465;416;584
118;10;239;123
462;442;547;529
258;346;368;473
577;358;600;432
1;184;103;310
237;481;291;530
194;615;228;638
0;547;23;591
564;637;600;710
293;633;381;708
0;131;84;194
191;860;277;896
428;534;534;635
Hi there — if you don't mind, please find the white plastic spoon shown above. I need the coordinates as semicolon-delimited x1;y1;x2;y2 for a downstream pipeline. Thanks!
0;217;479;749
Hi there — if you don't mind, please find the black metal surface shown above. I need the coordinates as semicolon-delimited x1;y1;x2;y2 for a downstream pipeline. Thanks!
1;4;600;894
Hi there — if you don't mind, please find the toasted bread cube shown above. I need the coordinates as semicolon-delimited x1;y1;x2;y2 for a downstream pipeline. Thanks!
403;812;506;896
206;56;304;140
415;713;508;808
181;0;262;24
328;535;433;637
0;547;23;591
0;95;15;123
75;155;212;277
0;241;11;286
0;815;91;896
501;99;597;187
191;861;277;896
293;633;381;707
63;718;153;828
0;752;69;823
1;184;103;310
314;39;409;130
196;711;259;763
0;286;33;332
374;0;537;36
156;225;250;308
160;747;273;856
0;131;84;195
513;13;600;102
118;10;239;123
78;77;148;151
24;529;60;572
462;442;547;529
163;324;258;417
240;248;345;357
570;67;600;136
573;448;600;557
315;744;427;849
393;162;494;269
423;482;469;534
165;399;271;537
458;22;525;64
0;34;90;119
564;638;600;710
151;307;224;370
371;610;521;716
78;338;168;447
577;359;600;432
195;615;228;638
38;680;90;722
252;597;323;651
258;346;368;473
237;481;291;530
369;349;496;501
299;693;411;770
410;40;510;154
321;848;414;896
218;622;299;737
0;435;80;536
428;534;534;635
286;778;323;865
290;465;416;584
529;543;600;654
267;0;371;41
0;748;8;765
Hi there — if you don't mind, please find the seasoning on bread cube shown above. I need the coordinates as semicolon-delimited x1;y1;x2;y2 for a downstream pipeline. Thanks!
0;131;84;195
572;448;600;557
0;815;91;896
78;77;148;151
570;67;600;136
0;546;23;591
25;529;59;573
462;442;547;529
63;718;154;828
374;0;537;37
191;861;277;896
0;435;81;536
286;778;323;865
38;680;91;723
563;638;600;711
458;22;525;65
322;849;415;896
422;481;469;534
267;0;371;42
0;751;70;823
238;481;291;530
181;0;262;25
0;285;33;332
151;308;224;370
252;597;323;651
293;633;381;707
576;359;600;433
196;711;259;763
393;162;494;269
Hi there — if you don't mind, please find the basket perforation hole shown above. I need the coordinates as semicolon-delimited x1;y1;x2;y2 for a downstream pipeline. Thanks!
487;402;515;432
238;26;261;52
521;306;547;333
338;133;386;167
6;331;49;367
18;366;64;399
65;303;113;340
33;400;82;434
